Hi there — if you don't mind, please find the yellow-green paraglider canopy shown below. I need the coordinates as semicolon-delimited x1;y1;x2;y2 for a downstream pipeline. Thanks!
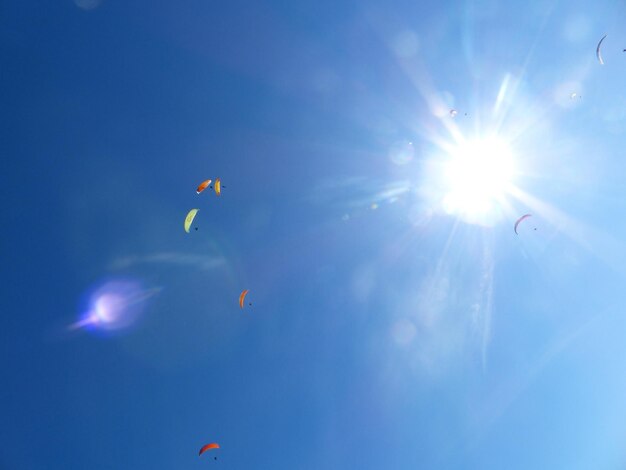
184;209;199;233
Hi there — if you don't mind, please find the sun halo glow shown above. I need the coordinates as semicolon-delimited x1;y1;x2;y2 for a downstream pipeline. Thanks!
441;137;516;224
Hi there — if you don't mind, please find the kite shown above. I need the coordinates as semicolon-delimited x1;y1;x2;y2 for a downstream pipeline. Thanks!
196;179;212;194
184;209;199;233
597;34;607;65
199;443;220;456
514;214;532;235
239;289;249;309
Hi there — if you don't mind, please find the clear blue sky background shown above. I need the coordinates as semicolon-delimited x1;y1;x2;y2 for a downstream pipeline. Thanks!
4;0;626;468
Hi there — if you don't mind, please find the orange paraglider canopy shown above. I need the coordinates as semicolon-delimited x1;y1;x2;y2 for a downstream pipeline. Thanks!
239;289;249;309
199;443;220;456
196;179;212;194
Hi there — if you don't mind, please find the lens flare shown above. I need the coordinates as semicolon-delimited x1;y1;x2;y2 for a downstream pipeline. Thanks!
440;137;516;225
70;279;159;334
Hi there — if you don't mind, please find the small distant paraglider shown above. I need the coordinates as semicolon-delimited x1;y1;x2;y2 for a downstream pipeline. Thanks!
570;92;581;99
597;34;607;65
196;179;212;194
514;214;532;235
196;178;225;195
184;209;199;233
449;109;458;118
199;443;220;457
239;289;250;309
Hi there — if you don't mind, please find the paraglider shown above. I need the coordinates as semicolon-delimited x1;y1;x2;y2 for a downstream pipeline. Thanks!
449;109;458;118
514;214;532;234
214;178;221;196
196;179;212;194
184;209;199;233
597;34;607;65
239;289;249;309
199;443;219;457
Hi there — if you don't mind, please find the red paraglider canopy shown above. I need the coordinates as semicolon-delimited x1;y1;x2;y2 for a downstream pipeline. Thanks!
239;289;249;309
199;443;220;456
196;179;212;194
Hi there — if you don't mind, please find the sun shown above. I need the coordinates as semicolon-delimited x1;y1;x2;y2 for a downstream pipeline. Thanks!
441;136;516;225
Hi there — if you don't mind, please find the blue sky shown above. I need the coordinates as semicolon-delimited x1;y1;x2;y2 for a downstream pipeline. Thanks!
4;0;626;468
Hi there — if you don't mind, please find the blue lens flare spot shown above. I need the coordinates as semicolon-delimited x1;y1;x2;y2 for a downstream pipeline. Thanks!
71;279;159;335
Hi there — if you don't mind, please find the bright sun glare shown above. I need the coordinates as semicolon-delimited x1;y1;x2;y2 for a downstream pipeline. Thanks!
441;137;515;224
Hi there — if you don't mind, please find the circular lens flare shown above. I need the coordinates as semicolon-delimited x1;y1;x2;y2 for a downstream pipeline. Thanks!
94;294;125;324
71;279;159;334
